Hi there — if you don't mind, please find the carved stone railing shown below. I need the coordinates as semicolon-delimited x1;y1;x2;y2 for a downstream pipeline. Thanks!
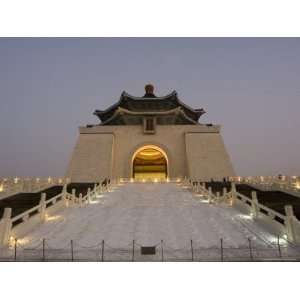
189;179;300;245
230;176;300;197
0;181;109;248
0;177;71;200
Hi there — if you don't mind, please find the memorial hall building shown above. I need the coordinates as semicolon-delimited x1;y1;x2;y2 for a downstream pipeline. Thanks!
66;85;235;182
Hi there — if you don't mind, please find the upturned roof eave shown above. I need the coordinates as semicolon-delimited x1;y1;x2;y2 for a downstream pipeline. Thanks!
93;90;205;122
100;107;199;125
93;90;178;116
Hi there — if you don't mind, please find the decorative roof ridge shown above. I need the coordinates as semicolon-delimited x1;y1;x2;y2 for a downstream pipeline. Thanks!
118;106;182;115
100;106;198;125
94;90;178;116
122;90;177;100
94;89;206;120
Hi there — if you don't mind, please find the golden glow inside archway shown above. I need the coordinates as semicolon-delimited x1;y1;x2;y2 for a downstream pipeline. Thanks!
132;146;168;180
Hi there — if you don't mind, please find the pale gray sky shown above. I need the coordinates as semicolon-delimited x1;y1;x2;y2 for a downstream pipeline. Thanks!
0;38;299;177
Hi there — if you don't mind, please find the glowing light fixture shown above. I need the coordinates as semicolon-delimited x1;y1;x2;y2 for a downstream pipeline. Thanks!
45;214;62;221
238;214;253;220
9;236;15;245
200;199;210;203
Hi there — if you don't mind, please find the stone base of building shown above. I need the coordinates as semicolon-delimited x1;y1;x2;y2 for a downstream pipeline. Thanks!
65;124;235;182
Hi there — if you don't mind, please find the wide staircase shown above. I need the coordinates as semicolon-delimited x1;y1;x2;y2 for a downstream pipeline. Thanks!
2;179;300;223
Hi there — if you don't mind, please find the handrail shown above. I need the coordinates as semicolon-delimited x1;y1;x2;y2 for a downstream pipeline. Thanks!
11;192;63;223
235;191;286;221
65;192;74;200
236;192;252;204
11;204;41;223
257;202;286;221
9;182;101;220
45;193;62;205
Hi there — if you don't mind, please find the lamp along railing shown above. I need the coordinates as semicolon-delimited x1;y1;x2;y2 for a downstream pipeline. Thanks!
0;180;111;248
231;176;300;197
186;179;300;245
244;181;300;198
0;177;71;200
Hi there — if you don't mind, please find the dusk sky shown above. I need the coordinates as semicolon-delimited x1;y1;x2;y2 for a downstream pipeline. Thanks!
0;38;300;177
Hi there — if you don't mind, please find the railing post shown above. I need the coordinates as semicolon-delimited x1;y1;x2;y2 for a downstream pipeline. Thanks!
284;205;297;242
231;182;237;206
72;188;76;203
0;207;12;247
40;193;47;222
87;188;91;204
191;182;195;192
222;187;227;197
62;184;68;207
251;191;259;219
216;192;220;203
208;187;212;203
93;183;97;196
79;193;83;207
196;183;200;194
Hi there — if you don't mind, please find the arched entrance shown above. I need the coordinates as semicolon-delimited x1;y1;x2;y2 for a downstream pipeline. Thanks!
132;146;168;180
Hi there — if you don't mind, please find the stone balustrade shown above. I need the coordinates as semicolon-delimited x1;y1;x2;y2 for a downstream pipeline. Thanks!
190;178;300;245
0;181;106;248
0;177;71;199
230;175;300;196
